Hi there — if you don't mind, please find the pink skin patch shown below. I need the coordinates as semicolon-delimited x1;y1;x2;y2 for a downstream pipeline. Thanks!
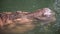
42;8;52;17
43;8;52;17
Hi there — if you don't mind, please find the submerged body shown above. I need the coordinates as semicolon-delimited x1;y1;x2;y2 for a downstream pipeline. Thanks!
0;8;56;33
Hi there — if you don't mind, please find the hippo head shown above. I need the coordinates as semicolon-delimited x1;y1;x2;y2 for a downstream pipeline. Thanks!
34;8;56;22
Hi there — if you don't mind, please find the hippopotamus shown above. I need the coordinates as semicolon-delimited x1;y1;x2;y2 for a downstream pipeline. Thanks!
0;8;56;33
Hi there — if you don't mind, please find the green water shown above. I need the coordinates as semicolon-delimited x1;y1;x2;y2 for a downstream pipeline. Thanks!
0;0;60;34
0;0;54;12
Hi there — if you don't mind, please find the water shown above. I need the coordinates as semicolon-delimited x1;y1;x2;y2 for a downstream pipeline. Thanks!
0;0;54;12
53;0;60;34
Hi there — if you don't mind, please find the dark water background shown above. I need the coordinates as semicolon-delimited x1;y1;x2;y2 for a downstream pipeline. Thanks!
0;0;60;34
0;0;54;12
